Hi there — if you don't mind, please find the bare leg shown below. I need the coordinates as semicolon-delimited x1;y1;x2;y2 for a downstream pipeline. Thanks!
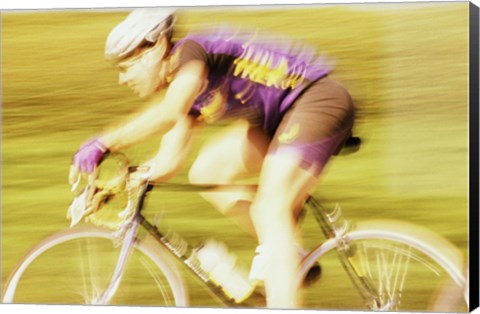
189;119;318;308
250;153;318;308
188;119;269;237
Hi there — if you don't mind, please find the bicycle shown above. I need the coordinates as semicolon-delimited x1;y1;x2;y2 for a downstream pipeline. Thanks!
2;148;469;311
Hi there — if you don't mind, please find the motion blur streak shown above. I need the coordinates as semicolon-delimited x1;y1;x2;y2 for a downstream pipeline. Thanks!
1;2;469;307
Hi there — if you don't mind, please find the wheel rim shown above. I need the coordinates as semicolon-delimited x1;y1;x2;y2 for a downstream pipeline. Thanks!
3;227;187;306
297;225;467;311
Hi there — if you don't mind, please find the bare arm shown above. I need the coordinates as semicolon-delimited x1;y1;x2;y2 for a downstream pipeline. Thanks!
141;115;199;182
100;61;207;151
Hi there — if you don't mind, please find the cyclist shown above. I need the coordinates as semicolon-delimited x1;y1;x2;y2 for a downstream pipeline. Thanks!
70;8;355;308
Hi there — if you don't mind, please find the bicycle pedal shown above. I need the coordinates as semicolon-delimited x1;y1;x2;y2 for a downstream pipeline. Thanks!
302;262;322;287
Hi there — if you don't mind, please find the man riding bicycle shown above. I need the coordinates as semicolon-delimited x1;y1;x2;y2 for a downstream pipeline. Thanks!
70;7;355;308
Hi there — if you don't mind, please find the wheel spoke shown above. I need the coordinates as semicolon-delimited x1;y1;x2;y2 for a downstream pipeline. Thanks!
3;227;186;306
141;255;174;305
398;247;411;295
380;247;395;306
298;224;467;312
79;239;94;303
391;247;402;301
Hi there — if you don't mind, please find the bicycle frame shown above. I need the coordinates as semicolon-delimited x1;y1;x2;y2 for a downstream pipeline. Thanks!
99;175;384;309
102;182;263;307
4;137;466;310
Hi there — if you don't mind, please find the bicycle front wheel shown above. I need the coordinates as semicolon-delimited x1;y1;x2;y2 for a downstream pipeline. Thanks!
2;226;188;306
298;219;467;312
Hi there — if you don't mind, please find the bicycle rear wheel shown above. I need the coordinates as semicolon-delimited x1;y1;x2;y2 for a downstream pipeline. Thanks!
297;219;467;312
2;226;188;306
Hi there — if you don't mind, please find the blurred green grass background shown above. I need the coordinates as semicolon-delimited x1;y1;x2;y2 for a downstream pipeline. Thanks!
1;2;470;309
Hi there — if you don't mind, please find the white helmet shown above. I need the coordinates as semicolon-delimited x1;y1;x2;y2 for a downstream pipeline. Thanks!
105;7;176;63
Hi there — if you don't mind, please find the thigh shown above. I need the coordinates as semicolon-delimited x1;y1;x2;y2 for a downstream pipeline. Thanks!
189;119;270;183
269;76;355;177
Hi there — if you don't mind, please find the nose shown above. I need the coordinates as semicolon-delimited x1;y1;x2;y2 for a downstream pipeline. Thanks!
118;72;128;86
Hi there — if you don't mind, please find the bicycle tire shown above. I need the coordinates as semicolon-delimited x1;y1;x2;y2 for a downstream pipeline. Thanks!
297;219;467;312
2;226;189;306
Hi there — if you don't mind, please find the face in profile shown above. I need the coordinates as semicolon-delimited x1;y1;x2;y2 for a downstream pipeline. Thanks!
116;37;170;98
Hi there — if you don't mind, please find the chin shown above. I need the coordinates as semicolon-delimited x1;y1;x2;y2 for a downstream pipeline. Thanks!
139;90;158;100
134;87;152;99
134;83;164;99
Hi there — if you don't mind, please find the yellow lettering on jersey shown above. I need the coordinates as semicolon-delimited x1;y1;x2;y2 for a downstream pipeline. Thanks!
268;57;289;88
233;45;307;91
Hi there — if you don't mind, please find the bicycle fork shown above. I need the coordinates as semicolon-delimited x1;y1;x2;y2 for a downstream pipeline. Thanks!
94;218;140;305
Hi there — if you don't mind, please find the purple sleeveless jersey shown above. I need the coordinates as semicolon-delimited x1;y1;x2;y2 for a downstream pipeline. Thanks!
171;28;332;134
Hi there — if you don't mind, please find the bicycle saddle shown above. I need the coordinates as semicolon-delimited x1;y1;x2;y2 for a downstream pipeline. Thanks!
338;136;362;156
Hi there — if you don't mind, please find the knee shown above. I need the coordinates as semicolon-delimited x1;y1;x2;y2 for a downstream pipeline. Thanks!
188;154;238;185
